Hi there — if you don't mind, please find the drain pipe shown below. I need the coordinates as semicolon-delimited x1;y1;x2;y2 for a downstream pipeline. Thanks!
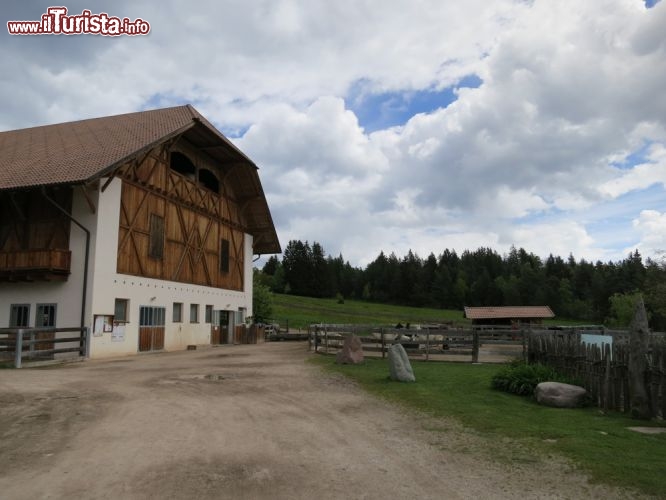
42;187;91;354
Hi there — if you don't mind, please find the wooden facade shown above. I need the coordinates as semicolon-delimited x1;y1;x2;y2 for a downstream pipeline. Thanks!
0;188;73;281
115;140;246;291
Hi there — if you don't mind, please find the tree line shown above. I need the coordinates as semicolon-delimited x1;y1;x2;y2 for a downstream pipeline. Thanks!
258;240;666;329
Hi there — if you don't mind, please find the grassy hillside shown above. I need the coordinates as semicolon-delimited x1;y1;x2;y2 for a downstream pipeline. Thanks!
270;294;466;329
269;293;593;330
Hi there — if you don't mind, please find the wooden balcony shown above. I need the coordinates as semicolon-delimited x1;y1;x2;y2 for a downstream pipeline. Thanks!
0;249;71;282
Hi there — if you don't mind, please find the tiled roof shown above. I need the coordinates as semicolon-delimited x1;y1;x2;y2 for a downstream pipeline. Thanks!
0;106;205;190
0;105;280;254
464;306;555;320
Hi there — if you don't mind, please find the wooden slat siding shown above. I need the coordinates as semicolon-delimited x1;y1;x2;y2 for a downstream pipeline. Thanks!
117;144;245;291
0;188;73;280
0;189;72;252
0;249;71;271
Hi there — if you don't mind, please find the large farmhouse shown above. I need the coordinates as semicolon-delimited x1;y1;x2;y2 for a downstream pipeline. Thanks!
0;105;280;358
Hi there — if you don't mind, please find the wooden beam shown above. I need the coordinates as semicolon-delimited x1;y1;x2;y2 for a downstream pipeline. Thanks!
100;165;125;192
8;193;26;220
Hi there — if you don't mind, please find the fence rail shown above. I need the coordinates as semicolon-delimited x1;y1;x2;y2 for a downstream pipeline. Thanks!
307;324;529;363
0;327;88;368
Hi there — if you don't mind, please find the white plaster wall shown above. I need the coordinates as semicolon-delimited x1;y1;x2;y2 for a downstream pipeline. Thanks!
244;234;254;319
87;178;253;358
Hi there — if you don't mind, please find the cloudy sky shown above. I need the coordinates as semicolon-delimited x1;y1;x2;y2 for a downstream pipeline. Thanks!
3;0;666;266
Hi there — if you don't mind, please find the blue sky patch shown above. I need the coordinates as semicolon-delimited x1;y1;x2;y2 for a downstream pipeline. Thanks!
347;75;482;133
645;0;660;8
143;93;191;110
611;140;655;170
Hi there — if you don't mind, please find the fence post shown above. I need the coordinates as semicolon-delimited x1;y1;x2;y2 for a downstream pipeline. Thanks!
314;326;319;353
381;329;385;359
472;331;479;363
521;328;527;362
14;329;24;369
603;343;611;412
84;327;90;358
324;326;328;354
425;330;430;361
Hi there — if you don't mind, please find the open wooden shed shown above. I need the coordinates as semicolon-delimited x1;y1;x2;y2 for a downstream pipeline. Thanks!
464;306;555;326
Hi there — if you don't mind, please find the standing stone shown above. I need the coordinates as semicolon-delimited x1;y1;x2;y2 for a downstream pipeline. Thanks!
335;335;364;365
388;344;416;382
535;382;587;408
628;297;651;420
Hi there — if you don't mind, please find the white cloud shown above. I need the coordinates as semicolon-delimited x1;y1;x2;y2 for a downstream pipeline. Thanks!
630;210;666;257
3;0;666;265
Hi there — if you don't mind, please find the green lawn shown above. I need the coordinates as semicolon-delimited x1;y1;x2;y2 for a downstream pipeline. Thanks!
271;294;466;329
311;356;666;497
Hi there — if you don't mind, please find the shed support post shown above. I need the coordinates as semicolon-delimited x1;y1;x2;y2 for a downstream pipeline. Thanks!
472;332;479;363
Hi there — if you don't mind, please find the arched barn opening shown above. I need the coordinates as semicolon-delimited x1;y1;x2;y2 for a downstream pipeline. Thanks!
198;168;220;194
170;152;196;180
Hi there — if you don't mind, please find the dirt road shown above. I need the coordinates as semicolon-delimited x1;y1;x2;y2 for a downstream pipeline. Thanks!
0;343;642;499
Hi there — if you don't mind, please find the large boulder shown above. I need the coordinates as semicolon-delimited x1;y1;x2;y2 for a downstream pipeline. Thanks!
335;335;364;365
535;382;587;408
388;344;416;382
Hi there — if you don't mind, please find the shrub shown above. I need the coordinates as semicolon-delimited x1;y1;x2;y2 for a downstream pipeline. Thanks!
491;361;578;397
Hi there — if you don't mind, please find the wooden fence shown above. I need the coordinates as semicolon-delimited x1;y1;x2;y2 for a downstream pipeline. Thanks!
308;324;528;363
233;324;265;344
0;327;88;368
527;329;666;418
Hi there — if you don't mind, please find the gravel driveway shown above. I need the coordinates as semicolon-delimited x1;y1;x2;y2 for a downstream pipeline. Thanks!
0;342;644;499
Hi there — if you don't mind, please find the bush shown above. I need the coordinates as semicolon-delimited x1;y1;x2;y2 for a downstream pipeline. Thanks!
491;361;577;397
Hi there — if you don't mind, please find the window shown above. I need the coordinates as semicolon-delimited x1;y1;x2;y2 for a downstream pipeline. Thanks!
220;238;230;273
170;152;196;180
235;307;246;325
114;299;129;322
9;304;30;327
140;306;165;326
148;214;164;259
198;169;220;193
35;304;56;327
173;302;182;323
205;305;213;323
190;304;199;323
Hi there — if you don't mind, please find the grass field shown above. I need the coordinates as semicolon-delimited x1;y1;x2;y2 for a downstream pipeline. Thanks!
270;294;466;329
270;293;592;330
311;356;666;497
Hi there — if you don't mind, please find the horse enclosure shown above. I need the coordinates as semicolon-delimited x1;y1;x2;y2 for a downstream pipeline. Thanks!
308;324;526;363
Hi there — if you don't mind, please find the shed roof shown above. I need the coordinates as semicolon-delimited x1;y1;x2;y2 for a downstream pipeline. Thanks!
0;105;280;254
464;306;555;320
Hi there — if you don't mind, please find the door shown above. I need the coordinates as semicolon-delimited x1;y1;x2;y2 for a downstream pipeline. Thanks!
210;310;229;345
139;306;165;352
34;303;56;354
